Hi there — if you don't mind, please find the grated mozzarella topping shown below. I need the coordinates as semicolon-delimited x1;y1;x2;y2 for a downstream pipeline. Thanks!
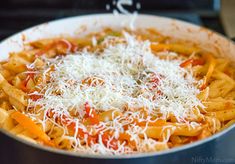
28;32;203;154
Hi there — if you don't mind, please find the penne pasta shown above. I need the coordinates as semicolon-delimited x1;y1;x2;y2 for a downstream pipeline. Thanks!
9;97;25;111
0;108;9;125
204;97;235;111
0;28;234;155
0;73;28;106
151;43;200;55
143;123;203;139
209;108;235;121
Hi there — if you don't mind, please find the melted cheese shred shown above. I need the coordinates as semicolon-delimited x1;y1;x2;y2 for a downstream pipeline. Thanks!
28;32;203;154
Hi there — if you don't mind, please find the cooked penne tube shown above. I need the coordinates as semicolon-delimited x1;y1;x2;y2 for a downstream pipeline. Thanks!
0;73;27;106
0;101;11;111
9;97;25;111
208;80;233;98
10;124;25;135
151;43;200;55
0;108;9;125
197;129;212;140
204;97;235;111
216;59;229;72
143;123;203;139
200;54;216;90
2;56;29;73
209;108;235;121
205;116;221;133
30;39;56;48
171;124;203;136
152;142;169;151
197;87;209;101
2;115;15;130
213;71;235;84
170;135;183;144
220;119;235;131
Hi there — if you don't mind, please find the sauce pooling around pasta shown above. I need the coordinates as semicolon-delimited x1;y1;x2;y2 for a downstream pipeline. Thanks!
0;28;235;155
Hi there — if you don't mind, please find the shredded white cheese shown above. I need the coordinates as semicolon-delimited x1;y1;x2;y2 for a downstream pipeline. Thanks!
28;32;203;154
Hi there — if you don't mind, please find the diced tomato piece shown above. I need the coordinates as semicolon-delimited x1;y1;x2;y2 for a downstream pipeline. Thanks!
200;83;207;90
84;102;100;125
46;109;55;118
76;128;86;138
119;133;136;148
29;94;43;101
87;135;97;145
192;59;205;66
76;128;97;145
84;102;91;116
101;132;118;150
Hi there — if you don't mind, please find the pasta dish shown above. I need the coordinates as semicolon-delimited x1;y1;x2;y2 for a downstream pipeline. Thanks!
0;28;234;155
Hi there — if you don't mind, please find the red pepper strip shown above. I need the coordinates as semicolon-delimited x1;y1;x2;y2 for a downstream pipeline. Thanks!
192;59;205;66
11;111;55;147
180;58;205;68
180;59;193;67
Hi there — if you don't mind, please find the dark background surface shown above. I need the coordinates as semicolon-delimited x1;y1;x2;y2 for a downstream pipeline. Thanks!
0;0;215;10
0;0;224;41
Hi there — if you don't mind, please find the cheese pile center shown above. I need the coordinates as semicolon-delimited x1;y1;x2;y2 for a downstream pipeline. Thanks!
29;32;203;154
